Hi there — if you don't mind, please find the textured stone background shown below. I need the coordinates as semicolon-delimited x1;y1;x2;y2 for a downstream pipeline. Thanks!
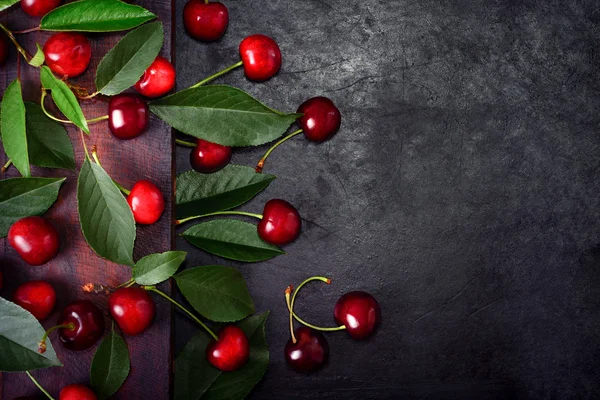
174;0;600;398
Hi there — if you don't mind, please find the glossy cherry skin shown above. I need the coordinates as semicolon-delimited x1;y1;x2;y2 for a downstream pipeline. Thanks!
297;97;341;142
8;216;60;266
0;34;8;65
206;325;249;371
239;34;281;81
59;384;97;400
58;300;105;351
43;33;91;78
334;291;381;340
13;281;56;320
257;199;301;246
284;327;329;373
127;180;165;225
108;94;149;140
21;0;62;17
183;0;229;42
108;287;156;336
134;56;176;98
190;139;232;174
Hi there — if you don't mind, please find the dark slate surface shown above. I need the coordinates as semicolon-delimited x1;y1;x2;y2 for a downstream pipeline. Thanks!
173;0;600;399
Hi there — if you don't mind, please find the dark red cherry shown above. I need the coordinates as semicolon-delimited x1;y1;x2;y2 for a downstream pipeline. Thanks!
334;291;380;340
58;300;104;351
8;216;60;266
257;199;301;245
13;281;56;320
59;384;97;400
0;34;8;65
206;325;249;371
297;97;341;142
134;56;176;98
21;0;61;17
190;139;232;174
43;33;91;78
284;327;329;373
108;287;156;336
127;180;165;225
239;34;281;81
108;94;149;140
183;0;229;42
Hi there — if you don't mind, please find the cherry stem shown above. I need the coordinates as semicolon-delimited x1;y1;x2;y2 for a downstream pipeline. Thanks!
256;129;303;173
285;286;297;343
190;61;243;88
25;371;56;400
41;90;71;124
87;115;109;123
145;286;219;341
175;138;196;148
14;26;40;34
39;323;75;353
80;129;89;158
116;278;135;289
1;159;12;173
0;23;32;62
176;210;263;225
289;276;346;332
91;147;131;195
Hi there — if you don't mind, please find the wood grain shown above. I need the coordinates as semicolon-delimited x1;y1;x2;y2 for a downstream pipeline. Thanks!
0;1;174;398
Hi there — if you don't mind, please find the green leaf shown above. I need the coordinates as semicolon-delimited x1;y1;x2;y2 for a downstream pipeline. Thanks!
95;21;164;96
41;0;156;32
175;312;269;400
182;219;284;262
0;297;62;371
175;266;254;322
0;0;18;12
77;158;136;266
0;177;65;237
1;79;29;177
90;330;130;400
28;44;45;67
40;66;89;134
133;251;187;286
150;85;300;147
176;165;275;219
25;102;75;170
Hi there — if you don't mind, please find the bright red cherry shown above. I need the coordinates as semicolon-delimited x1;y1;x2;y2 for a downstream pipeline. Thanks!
21;0;62;17
127;180;165;225
58;300;104;351
206;325;249;371
239;34;281;81
284;327;329;373
43;33;91;78
297;97;341;142
59;384;97;400
183;0;229;42
134;56;176;98
257;199;301;245
190;139;232;174
13;281;56;320
8;216;60;266
108;287;156;336
334;291;381;340
0;34;8;65
108;94;149;140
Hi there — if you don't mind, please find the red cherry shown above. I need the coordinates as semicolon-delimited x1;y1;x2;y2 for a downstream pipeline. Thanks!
334;291;381;340
257;199;301;245
108;287;156;336
8;216;60;266
0;34;8;65
239;34;281;81
43;33;91;78
21;0;62;17
134;56;176;98
206;325;249;371
108;94;149;140
127;180;165;225
13;281;56;320
284;327;329;373
183;0;229;42
58;300;104;351
297;97;341;142
59;384;97;400
190;139;232;174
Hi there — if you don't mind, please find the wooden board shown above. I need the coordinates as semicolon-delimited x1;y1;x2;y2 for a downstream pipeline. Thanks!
0;1;174;398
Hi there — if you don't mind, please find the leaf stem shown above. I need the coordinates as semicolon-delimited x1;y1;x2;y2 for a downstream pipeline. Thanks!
175;138;197;148
145;286;219;341
13;26;40;35
25;371;56;400
288;276;346;332
1;159;12;173
256;129;303;173
176;210;263;225
0;23;32;62
41;90;72;124
80;129;89;158
87;115;109;124
190;61;243;88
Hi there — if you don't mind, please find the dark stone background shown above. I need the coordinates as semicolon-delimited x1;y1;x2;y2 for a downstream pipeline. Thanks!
173;0;600;399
